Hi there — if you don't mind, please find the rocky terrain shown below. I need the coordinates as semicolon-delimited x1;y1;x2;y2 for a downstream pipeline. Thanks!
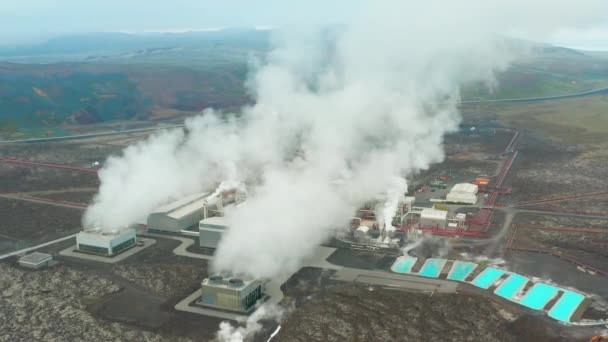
111;263;205;298
0;264;184;342
276;283;559;342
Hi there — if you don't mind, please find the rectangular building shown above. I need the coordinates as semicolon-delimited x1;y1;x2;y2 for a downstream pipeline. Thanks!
18;252;52;269
147;192;210;232
198;275;264;313
446;183;479;205
76;229;136;256
199;216;228;249
419;208;448;229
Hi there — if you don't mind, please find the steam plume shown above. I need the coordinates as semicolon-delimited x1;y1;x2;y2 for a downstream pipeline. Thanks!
215;304;285;342
84;1;607;278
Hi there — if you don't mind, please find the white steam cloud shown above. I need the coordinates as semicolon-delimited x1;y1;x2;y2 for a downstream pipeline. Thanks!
84;1;607;278
215;304;285;342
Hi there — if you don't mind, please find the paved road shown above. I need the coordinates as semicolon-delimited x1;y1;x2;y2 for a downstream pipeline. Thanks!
143;233;213;260
333;268;458;293
0;125;184;144
0;233;78;260
460;86;608;104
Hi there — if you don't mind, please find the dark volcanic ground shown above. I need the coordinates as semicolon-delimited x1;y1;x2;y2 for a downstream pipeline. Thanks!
276;283;561;342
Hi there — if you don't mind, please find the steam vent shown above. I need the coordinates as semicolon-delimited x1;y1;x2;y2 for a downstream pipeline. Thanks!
197;274;264;313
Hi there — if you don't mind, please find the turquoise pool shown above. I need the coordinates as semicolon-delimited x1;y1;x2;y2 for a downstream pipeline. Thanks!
447;261;477;281
519;283;560;310
471;267;506;289
391;256;417;274
418;258;447;278
548;290;585;323
494;273;529;300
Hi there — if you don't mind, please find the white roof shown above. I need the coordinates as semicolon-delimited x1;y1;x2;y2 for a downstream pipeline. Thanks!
78;228;135;241
168;197;209;219
450;183;478;194
19;252;52;264
420;208;448;220
154;192;210;214
199;216;228;226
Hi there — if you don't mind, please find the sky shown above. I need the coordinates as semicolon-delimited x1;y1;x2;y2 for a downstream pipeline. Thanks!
0;0;361;44
1;0;607;50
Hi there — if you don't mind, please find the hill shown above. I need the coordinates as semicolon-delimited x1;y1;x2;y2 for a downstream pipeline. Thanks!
1;32;608;140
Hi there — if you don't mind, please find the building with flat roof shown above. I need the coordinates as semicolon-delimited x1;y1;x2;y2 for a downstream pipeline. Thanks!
147;192;210;232
197;274;264;313
76;228;136;256
199;216;228;249
419;208;448;229
18;252;52;269
446;183;479;205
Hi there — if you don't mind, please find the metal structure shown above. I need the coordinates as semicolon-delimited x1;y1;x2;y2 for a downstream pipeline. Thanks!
0;156;97;173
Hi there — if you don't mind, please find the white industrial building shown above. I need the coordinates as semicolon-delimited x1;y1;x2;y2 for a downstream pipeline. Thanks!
419;208;448;229
76;228;136;256
147;192;210;232
18;252;53;269
446;183;479;205
199;216;228;249
198;274;264;313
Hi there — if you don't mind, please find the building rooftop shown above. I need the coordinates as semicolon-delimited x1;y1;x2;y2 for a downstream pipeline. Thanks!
202;275;258;290
420;208;448;220
154;192;210;214
199;216;228;228
78;228;135;241
167;196;210;219
450;183;478;194
19;252;52;265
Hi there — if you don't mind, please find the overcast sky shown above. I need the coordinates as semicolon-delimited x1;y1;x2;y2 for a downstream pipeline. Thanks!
1;0;608;50
0;0;360;44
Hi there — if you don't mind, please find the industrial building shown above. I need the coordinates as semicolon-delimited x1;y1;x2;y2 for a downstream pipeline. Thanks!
18;252;52;269
76;228;136;256
446;183;479;205
419;208;448;229
147;192;210;232
199;216;228;249
197;274;264;313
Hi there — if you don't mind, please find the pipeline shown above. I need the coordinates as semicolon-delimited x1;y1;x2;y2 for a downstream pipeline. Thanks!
512;191;608;207
516;225;608;235
507;246;608;276
0;156;97;173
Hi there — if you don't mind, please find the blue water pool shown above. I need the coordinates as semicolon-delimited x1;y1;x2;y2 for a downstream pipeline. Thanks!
519;283;560;310
471;267;506;289
391;256;417;274
447;261;477;281
418;259;447;278
548;290;585;323
494;273;529;300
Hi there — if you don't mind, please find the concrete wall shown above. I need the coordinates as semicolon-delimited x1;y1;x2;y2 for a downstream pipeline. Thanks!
148;211;203;232
200;229;223;249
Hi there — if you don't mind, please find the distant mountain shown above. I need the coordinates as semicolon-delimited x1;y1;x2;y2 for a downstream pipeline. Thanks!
1;31;608;140
0;29;270;63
